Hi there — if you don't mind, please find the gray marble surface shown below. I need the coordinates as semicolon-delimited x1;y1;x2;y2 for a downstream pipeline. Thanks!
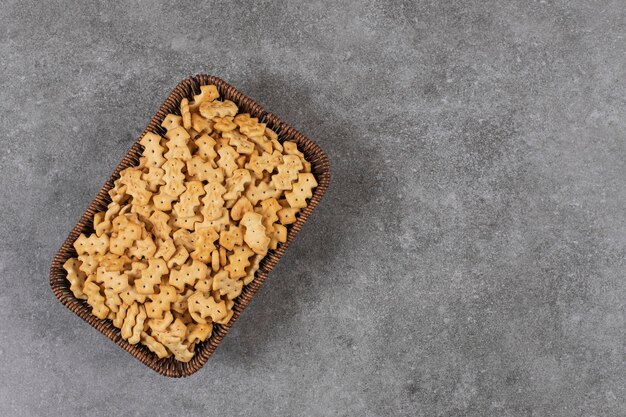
1;1;625;416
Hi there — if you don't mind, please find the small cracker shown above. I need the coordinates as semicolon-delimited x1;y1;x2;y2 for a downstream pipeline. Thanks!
211;249;219;272
245;180;281;206
161;114;183;131
240;212;270;257
230;196;253;221
224;245;254;279
285;173;317;208
154;238;177;261
142;167;165;192
188;292;227;324
83;281;109;320
187;155;224;183
234;113;266;138
213;270;243;300
127;234;157;260
170;260;208;292
121;302;139;340
199;99;238;120
213;116;237;132
128;305;147;345
145;284;178;319
216;145;239;178
180;98;191;130
191;112;213;134
272;155;303;191
96;267;130;294
74;233;109;256
223;130;254;154
135;258;168;294
246;150;282;179
139;132;166;168
146;311;173;332
223;169;252;203
277;199;300;225
148;210;172;241
164;126;192;161
141;332;169;359
200;182;226;221
167;245;189;270
173;229;195;252
190;85;220;111
118;167;152;206
173;180;205;218
187;322;213;345
190;227;218;263
194;134;218;166
63;258;87;300
219;225;243;251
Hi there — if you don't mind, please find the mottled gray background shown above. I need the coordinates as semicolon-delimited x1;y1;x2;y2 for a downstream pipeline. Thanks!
1;0;625;416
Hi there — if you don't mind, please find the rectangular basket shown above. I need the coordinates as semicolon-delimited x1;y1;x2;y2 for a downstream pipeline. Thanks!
49;74;330;377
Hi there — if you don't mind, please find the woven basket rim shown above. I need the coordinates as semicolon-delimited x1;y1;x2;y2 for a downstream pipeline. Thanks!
49;74;331;377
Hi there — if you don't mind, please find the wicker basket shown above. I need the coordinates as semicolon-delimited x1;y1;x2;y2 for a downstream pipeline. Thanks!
49;74;330;377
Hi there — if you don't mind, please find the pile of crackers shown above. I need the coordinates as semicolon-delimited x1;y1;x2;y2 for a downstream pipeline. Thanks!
63;85;317;362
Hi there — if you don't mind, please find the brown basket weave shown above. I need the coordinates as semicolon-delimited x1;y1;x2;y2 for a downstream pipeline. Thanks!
50;74;330;377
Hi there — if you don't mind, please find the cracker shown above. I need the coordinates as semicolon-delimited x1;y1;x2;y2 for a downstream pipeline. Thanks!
223;130;254;155
216;145;239;178
128;305;147;345
145;284;178;319
97;267;130;294
118;167;152;206
173;180;205;218
272;154;303;191
83;281;110;320
200;182;226;221
164;126;192;161
63;258;87;300
191;112;213;134
223;169;252;203
187;322;213;345
213;270;243;300
135;258;168;294
234;113;266;138
285;173;318;208
213;116;237;132
191;85;219;111
180;98;191;130
167;245;189;270
188;292;227;324
240;212;270;256
161;114;183;131
219;225;243;251
173;229;195;252
199;99;238;120
74;233;109;256
194;134;218;166
245;179;282;206
190;227;218;263
142;167;165;192
230;196;253;221
141;332;169;359
154;237;176;261
187;155;224;183
161;158;186;197
170;260;208;292
148;210;172;241
246;150;282;179
139;132;166;168
224;245;254;279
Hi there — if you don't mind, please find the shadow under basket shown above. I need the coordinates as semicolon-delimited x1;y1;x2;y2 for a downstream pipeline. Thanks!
49;74;331;377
